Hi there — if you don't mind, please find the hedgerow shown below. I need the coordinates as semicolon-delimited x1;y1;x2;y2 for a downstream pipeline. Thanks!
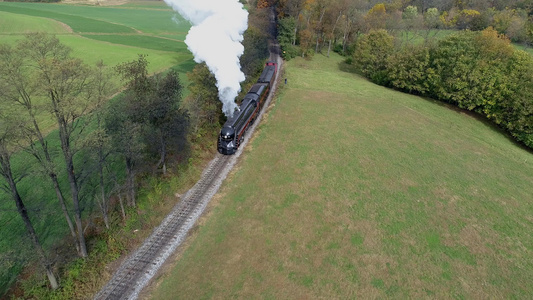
353;28;533;148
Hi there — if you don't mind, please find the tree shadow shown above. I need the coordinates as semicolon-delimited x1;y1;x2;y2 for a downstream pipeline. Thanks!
338;59;359;75
421;98;533;155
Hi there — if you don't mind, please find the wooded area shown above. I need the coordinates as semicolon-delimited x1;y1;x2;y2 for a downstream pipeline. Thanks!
274;0;533;149
276;0;533;59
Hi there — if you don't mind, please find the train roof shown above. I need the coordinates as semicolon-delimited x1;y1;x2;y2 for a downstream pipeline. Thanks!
258;64;276;84
248;83;266;96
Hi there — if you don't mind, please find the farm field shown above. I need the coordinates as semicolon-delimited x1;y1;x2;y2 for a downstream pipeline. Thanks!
149;54;533;299
0;1;193;296
0;2;192;72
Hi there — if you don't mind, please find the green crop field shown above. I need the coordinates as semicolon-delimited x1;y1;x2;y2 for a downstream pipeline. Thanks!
0;1;194;134
150;54;533;299
0;2;194;296
0;11;71;34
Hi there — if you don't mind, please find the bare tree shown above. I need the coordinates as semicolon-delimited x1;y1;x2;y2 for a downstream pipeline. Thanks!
18;33;97;258
0;111;59;290
0;40;82;255
84;61;115;229
313;1;327;54
325;1;344;57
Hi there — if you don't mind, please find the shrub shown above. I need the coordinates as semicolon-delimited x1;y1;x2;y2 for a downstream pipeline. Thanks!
387;45;434;94
352;29;395;85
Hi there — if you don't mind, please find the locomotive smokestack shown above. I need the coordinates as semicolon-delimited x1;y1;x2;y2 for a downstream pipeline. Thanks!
163;0;248;117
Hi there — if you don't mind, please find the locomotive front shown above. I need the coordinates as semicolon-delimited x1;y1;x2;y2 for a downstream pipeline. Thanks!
218;126;237;155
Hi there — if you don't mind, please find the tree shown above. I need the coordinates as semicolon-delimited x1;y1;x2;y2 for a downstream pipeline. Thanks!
353;29;395;84
183;63;221;136
399;5;424;43
84;60;115;229
403;5;419;20
387;45;434;94
455;9;481;29
339;2;366;55
113;56;189;181
299;28;314;57
424;7;441;29
365;3;388;31
323;0;345;57
111;55;152;207
278;16;301;59
144;70;189;174
240;26;270;77
105;101;144;208
0;41;82;254
310;0;327;54
0;110;59;290
1;33;94;258
19;33;97;258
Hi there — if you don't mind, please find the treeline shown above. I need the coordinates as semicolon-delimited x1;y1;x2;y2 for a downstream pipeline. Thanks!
353;28;533;148
0;1;272;296
273;0;533;148
275;0;533;59
0;33;189;290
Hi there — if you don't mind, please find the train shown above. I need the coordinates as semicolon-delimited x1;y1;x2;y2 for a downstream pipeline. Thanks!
217;61;277;155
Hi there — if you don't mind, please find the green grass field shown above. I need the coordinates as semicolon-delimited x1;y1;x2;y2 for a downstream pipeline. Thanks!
149;54;533;299
0;2;194;296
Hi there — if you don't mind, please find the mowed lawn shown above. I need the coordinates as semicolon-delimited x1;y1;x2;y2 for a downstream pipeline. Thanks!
149;54;533;299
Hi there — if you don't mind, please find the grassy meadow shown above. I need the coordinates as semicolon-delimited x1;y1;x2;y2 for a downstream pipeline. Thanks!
149;54;533;299
0;1;194;295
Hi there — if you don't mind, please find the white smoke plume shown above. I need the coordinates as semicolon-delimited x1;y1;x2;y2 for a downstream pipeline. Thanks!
164;0;248;117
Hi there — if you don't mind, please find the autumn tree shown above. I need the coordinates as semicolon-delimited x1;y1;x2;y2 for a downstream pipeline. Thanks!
241;6;271;76
110;55;152;206
105;100;144;208
365;3;388;31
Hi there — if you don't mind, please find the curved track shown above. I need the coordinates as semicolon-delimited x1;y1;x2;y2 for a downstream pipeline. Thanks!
95;51;282;300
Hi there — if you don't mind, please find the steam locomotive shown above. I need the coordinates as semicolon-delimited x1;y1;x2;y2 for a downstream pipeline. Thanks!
218;61;277;155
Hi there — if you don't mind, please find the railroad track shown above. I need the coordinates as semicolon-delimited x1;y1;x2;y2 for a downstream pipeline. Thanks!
95;53;282;300
94;154;234;300
96;10;281;294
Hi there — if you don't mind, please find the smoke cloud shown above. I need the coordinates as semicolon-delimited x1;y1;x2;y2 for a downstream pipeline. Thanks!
164;0;248;117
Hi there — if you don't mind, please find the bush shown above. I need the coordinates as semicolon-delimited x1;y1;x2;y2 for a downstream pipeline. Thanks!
280;43;300;60
352;30;395;85
387;45;434;94
356;27;533;149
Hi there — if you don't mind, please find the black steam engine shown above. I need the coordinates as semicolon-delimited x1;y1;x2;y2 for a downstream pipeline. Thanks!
218;61;277;155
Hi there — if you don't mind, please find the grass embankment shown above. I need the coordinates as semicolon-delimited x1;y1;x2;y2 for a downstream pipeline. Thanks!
150;54;533;299
0;2;195;296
